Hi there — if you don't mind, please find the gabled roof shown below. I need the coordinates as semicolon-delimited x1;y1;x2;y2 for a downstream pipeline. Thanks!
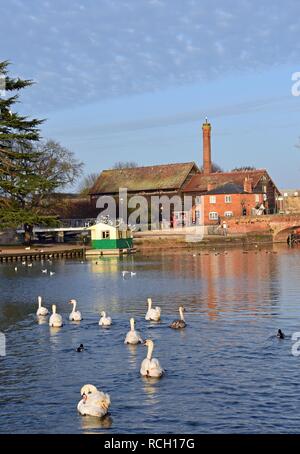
90;162;199;195
183;169;280;194
205;182;255;195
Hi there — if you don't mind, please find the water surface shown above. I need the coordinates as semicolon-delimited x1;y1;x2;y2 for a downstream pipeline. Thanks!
1;246;300;434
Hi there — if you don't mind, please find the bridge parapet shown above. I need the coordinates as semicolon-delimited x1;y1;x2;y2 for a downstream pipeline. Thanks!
226;214;300;241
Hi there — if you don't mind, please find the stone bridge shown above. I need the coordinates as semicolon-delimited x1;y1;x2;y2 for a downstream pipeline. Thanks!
227;214;300;242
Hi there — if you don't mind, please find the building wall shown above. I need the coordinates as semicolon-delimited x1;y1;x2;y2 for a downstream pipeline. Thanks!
193;193;264;225
254;177;278;213
280;191;300;214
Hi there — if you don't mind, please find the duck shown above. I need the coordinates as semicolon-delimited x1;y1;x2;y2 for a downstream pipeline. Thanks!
36;296;49;316
99;311;112;326
76;344;84;352
145;298;161;321
140;339;164;378
77;384;111;418
277;329;285;339
169;306;186;329
124;318;143;345
69;299;82;321
49;304;63;327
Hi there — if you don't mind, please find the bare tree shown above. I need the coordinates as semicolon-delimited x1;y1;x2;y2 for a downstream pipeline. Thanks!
113;161;138;169
78;173;99;195
231;166;257;172
199;162;223;173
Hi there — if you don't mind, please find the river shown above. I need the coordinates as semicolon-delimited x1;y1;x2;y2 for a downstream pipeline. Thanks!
1;245;300;434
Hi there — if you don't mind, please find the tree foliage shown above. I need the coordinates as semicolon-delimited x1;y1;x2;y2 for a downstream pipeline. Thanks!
0;61;83;229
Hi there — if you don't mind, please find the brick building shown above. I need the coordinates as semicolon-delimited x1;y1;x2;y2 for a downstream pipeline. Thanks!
189;182;265;226
182;120;280;225
90;119;280;227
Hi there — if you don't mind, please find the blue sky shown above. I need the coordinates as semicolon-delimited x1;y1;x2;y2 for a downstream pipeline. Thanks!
1;0;300;188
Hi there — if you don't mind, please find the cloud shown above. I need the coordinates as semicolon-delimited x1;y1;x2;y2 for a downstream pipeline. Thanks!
1;0;300;112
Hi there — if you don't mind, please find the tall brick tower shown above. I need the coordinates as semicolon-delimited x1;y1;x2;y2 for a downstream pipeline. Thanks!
202;118;212;174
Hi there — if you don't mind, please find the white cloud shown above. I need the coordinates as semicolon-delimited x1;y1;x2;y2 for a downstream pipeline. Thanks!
1;0;299;112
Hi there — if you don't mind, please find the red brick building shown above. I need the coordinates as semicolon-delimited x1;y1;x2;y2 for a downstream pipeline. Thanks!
90;119;280;227
189;181;265;226
182;120;281;225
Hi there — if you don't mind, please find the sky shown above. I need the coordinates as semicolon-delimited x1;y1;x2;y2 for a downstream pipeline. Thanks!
1;0;300;189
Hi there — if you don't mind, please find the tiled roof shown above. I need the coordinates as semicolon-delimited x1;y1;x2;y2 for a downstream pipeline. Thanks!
183;169;280;194
205;182;251;195
90;162;199;195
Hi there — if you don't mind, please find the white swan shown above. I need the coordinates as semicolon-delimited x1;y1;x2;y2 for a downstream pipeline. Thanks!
69;299;82;321
145;298;161;321
99;311;112;326
49;304;63;327
170;306;186;329
77;384;111;418
124;318;143;345
36;296;49;316
140;339;164;378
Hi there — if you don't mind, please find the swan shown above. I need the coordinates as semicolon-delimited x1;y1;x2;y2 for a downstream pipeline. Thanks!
36;296;49;316
77;384;111;418
124;318;143;345
49;304;63;327
145;298;161;321
140;339;164;378
69;299;82;321
99;311;112;326
170;306;186;329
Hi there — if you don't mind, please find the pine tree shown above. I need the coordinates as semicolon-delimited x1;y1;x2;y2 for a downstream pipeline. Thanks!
0;61;57;228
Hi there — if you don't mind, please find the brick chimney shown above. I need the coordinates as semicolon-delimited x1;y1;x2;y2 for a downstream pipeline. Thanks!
243;177;253;193
202;118;212;174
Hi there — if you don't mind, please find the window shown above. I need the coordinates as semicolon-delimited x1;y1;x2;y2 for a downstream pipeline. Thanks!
225;195;232;203
255;194;260;203
195;196;202;205
224;211;233;217
102;231;110;239
209;212;219;220
263;185;267;193
209;196;216;204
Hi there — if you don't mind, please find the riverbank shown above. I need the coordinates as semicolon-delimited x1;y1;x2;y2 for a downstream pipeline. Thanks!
134;232;275;251
0;244;86;262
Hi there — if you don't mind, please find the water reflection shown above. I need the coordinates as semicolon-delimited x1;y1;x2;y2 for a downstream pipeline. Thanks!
141;376;161;405
80;415;113;432
0;246;300;434
37;316;48;325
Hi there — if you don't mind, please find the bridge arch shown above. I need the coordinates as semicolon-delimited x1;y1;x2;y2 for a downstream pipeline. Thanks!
272;224;300;242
